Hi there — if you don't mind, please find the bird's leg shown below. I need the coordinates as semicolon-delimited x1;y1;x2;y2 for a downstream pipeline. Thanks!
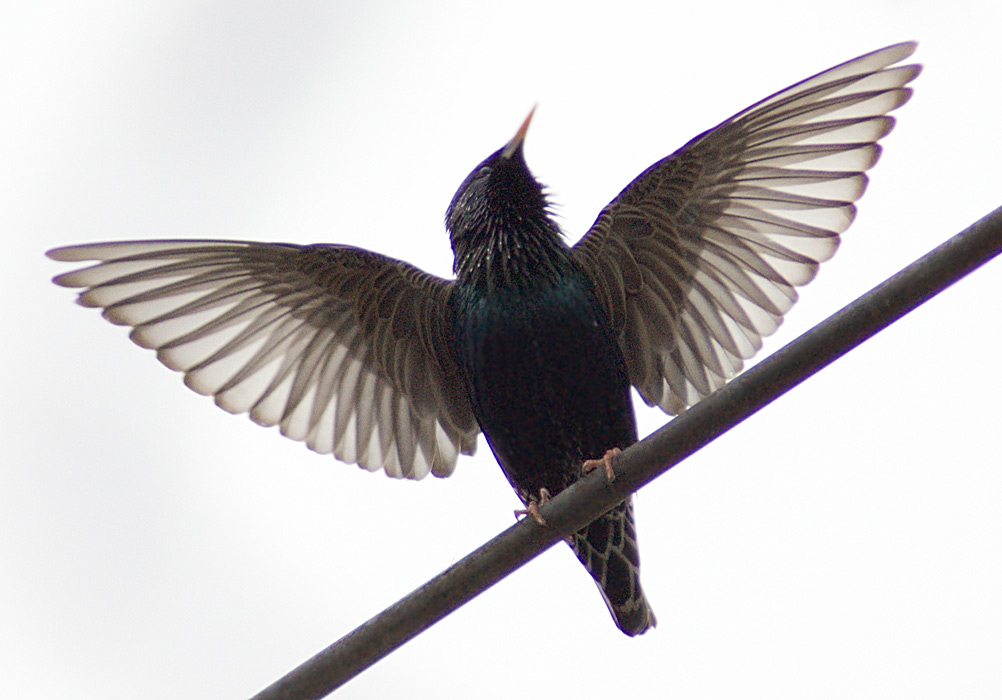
514;488;551;526
582;447;622;483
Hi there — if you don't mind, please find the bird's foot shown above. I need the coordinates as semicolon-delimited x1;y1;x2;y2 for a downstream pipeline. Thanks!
514;488;551;526
582;447;622;483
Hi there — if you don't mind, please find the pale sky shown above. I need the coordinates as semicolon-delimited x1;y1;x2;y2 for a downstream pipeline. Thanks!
4;2;1001;699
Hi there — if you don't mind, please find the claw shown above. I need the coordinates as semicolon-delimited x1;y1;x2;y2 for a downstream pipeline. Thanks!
514;487;551;526
582;447;622;483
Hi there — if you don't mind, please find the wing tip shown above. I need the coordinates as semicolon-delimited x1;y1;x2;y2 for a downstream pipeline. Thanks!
46;246;87;262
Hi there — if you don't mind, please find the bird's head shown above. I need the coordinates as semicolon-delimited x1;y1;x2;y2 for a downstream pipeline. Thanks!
445;107;561;280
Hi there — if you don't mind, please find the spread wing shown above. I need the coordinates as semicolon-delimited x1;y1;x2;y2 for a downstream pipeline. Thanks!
572;42;920;414
48;240;479;479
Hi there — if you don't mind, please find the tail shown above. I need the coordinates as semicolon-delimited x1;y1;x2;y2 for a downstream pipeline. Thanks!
570;496;656;636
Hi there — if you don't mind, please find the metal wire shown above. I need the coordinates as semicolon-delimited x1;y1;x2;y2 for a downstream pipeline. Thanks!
250;205;1002;700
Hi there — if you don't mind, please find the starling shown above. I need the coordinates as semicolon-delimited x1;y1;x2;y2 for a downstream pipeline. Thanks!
48;43;919;636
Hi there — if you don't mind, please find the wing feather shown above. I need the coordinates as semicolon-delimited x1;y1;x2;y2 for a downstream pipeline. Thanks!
49;240;479;479
573;43;919;413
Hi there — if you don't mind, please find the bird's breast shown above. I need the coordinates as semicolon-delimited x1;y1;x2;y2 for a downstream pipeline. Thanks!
453;274;636;497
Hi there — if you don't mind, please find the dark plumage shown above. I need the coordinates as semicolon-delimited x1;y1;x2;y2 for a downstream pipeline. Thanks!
47;43;919;635
446;110;655;631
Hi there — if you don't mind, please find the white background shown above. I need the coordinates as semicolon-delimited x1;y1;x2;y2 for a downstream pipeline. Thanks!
4;2;1001;698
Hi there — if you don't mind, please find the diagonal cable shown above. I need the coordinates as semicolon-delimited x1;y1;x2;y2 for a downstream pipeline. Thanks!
250;205;1002;700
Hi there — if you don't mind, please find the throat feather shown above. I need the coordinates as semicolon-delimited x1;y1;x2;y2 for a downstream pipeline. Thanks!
456;223;569;296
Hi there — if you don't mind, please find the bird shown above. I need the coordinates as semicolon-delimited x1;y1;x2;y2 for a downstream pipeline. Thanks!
48;43;919;636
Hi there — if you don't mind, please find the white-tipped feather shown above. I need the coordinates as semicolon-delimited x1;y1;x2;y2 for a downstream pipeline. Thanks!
574;43;918;413
48;240;479;479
